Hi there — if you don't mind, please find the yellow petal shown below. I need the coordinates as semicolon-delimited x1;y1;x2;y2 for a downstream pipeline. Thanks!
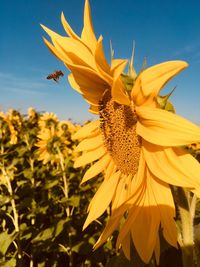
94;216;121;250
149;173;177;248
121;233;131;260
41;25;73;63
83;171;121;229
81;154;111;184
111;59;128;77
154;235;160;266
41;24;62;40
74;146;106;168
111;76;131;105
130;179;161;263
68;71;104;96
55;37;96;69
75;134;104;152
136;106;200;146
116;157;147;248
142;140;200;191
68;73;82;93
95;36;112;85
112;175;132;210
69;75;103;107
41;24;97;69
67;65;107;96
56;38;95;68
42;37;71;64
116;205;143;251
61;12;81;41
131;60;188;105
104;160;116;180
81;0;97;52
88;105;99;114
72;120;100;139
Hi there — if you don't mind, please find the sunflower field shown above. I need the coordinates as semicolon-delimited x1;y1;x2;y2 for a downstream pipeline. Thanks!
0;107;200;267
0;108;117;267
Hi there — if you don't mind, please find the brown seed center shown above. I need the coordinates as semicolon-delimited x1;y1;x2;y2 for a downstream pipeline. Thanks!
99;91;141;175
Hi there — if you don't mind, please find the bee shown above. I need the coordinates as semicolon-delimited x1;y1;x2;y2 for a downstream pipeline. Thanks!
46;70;64;83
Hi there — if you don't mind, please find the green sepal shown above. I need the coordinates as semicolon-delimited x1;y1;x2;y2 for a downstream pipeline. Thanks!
120;73;134;93
128;41;137;79
157;87;176;113
110;40;114;62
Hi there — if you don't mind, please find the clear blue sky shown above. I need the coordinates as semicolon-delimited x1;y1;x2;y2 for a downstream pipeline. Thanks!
1;0;200;123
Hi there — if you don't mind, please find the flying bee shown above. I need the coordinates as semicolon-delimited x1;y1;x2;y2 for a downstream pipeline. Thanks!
47;70;64;83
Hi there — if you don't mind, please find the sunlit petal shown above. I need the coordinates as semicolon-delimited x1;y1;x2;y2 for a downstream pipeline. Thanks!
81;0;97;52
143;140;200;193
72;120;100;140
136;106;200;146
81;153;111;183
83;171;121;229
132;60;188;105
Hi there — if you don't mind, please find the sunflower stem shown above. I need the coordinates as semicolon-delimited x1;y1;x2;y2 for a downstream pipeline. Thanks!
1;164;23;263
57;147;73;267
176;188;195;267
57;148;70;217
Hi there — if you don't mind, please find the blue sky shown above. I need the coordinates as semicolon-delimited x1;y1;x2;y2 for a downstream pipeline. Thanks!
1;0;200;123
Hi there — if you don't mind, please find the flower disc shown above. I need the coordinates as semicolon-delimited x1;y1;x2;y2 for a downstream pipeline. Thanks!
99;91;141;175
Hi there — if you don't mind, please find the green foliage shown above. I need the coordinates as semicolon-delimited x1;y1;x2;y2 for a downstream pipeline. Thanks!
0;109;117;266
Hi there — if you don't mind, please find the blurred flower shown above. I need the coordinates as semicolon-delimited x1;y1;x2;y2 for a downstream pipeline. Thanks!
0;112;9;143
41;0;200;263
36;127;69;164
8;123;18;145
5;110;23;145
27;107;38;121
38;112;59;130
58;121;81;160
59;120;77;136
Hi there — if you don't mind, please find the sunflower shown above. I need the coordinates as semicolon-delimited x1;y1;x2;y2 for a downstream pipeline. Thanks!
5;109;23;144
36;127;69;164
38;112;59;130
41;0;200;263
27;107;38;121
59;120;79;136
0;112;9;143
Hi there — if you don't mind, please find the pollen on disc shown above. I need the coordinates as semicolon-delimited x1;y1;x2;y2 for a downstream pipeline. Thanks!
99;91;141;175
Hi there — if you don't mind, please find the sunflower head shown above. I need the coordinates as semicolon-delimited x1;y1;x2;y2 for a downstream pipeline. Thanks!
36;127;69;164
27;107;39;122
0;112;8;133
7;109;23;127
99;90;141;175
39;112;59;131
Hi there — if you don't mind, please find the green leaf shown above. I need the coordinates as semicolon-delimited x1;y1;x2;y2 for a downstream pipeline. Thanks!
37;262;45;267
0;258;16;267
44;179;59;189
54;219;66;238
23;169;33;180
0;230;18;255
67;196;80;207
32;227;54;243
